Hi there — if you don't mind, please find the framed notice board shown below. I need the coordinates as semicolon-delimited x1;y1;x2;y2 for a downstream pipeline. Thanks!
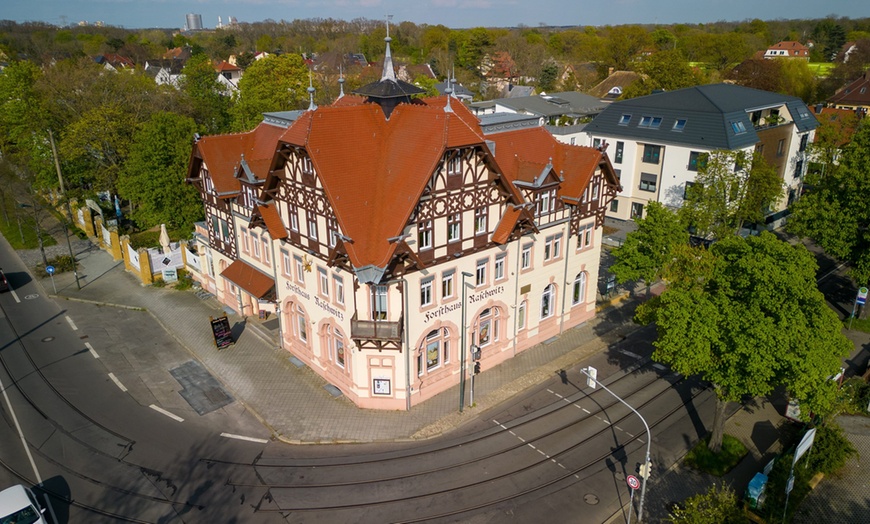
210;315;234;350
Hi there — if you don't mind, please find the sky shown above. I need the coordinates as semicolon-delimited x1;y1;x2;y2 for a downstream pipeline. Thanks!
4;0;870;30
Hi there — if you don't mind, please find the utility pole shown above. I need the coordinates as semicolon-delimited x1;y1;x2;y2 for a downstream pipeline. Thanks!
48;128;81;290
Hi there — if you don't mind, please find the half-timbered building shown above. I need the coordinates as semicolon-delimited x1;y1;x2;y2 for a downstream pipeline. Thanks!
186;35;619;410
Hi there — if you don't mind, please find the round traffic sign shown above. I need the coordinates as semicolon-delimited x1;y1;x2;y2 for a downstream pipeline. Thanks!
626;475;640;490
45;265;55;275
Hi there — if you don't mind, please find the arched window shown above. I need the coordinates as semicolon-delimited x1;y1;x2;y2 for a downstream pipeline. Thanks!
418;327;450;376
541;284;555;319
572;272;588;306
322;325;346;368
475;307;500;347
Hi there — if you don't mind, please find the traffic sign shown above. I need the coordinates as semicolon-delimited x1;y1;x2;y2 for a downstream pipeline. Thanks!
45;265;55;275
858;287;868;305
626;475;640;490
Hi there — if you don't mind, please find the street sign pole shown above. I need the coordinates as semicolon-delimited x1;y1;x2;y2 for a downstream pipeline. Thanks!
46;265;56;294
851;287;868;329
626;475;640;524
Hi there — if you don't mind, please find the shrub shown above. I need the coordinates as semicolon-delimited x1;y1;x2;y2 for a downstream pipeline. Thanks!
684;434;748;477
667;483;743;524
36;254;77;277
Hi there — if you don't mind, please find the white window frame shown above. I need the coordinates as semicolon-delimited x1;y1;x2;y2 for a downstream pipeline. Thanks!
521;244;532;270
420;278;433;307
476;259;487;287
494;255;505;281
319;268;329;297
334;276;345;305
572;272;587;306
541;284;555;319
442;271;455;299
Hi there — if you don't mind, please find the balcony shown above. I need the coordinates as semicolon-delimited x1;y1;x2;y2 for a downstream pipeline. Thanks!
351;312;403;350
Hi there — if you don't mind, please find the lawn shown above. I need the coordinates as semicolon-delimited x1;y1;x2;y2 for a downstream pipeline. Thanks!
0;195;58;250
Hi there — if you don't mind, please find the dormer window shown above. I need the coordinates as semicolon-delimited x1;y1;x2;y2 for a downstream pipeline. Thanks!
639;116;662;129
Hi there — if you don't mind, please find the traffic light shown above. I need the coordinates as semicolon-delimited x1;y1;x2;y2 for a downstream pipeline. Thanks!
474;362;481;375
638;460;652;478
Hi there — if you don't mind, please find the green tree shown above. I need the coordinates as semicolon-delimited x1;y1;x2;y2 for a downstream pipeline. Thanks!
0;60;51;181
788;121;870;284
117;112;202;231
667;483;743;524
179;53;232;134
609;202;688;292
637;233;851;452
537;62;558;92
230;53;310;132
621;49;705;98
679;150;782;240
601;25;650;70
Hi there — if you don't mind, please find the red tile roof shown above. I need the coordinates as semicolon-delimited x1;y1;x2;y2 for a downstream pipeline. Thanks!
278;101;489;270
195;95;606;277
196;123;285;197
487;126;605;199
257;204;288;240
220;259;275;298
829;71;870;108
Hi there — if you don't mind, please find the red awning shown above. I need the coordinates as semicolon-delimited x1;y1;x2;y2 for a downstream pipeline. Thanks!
220;259;275;299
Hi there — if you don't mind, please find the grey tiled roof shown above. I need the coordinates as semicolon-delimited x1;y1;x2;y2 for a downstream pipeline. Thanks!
496;91;606;117
585;83;818;150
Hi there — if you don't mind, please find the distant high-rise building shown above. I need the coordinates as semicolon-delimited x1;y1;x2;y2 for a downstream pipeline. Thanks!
185;13;203;31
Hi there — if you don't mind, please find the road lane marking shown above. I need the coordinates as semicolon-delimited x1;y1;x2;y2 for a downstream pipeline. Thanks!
65;315;78;331
653;363;667;371
494;419;570;474
220;433;269;444
620;350;642;359
0;374;42;483
149;404;184;422
85;342;99;359
108;373;127;392
10;289;21;303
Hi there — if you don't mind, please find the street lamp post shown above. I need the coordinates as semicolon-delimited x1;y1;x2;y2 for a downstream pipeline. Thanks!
581;367;652;523
459;271;474;413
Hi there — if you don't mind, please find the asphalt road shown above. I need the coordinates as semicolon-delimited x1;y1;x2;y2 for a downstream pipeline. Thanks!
0;232;860;523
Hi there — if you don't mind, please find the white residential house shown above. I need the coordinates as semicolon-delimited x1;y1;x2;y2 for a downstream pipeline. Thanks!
583;84;818;228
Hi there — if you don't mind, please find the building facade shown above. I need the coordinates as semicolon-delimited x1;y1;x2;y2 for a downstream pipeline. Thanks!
185;37;619;410
582;84;818;227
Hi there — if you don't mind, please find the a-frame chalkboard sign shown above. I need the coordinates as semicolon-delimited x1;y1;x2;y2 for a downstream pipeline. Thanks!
210;315;234;350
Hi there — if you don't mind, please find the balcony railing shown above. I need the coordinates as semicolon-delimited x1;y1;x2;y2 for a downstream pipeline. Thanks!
351;312;403;344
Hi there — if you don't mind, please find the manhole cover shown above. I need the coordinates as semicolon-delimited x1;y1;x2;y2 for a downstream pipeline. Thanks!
42;336;55;342
584;494;599;505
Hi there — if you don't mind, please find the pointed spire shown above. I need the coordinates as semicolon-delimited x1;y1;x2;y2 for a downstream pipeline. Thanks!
380;14;397;82
307;72;317;111
450;65;458;99
444;74;453;113
338;65;345;99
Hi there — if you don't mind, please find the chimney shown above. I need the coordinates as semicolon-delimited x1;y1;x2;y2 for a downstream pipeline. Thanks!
608;67;614;76
815;103;823;114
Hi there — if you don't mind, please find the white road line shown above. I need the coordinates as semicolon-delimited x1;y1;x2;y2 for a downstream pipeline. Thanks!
653;363;667;371
149;404;184;422
0;375;42;483
620;350;642;359
220;433;269;444
615;426;623;431
85;342;99;359
10;289;21;303
582;408;590;413
65;315;78;331
108;373;127;392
